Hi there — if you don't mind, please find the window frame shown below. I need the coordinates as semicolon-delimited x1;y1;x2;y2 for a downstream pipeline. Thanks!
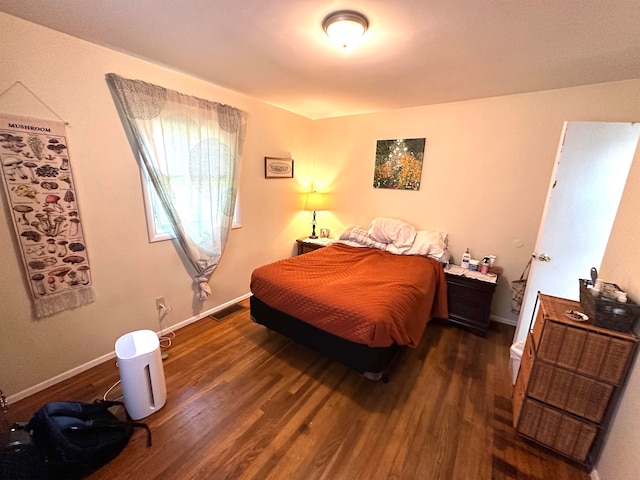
140;168;241;243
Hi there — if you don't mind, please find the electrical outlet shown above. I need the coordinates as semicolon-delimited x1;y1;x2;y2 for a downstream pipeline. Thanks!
156;296;165;311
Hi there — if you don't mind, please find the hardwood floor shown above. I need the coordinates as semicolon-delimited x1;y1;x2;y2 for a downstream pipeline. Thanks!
6;299;590;479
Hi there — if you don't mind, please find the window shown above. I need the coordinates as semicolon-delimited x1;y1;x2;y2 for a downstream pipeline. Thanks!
140;167;241;243
136;111;241;243
107;72;247;300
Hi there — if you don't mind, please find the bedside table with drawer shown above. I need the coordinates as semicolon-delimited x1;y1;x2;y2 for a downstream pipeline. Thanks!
444;272;498;336
295;238;336;255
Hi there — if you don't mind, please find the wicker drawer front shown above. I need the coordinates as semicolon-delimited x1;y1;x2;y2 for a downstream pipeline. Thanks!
536;321;635;384
582;336;634;384
513;334;536;427
574;332;607;378
518;398;597;463
537;320;564;362
528;361;614;423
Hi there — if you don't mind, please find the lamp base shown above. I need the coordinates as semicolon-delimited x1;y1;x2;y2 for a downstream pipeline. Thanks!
310;212;318;239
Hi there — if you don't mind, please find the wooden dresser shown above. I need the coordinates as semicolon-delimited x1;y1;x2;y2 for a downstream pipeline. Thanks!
513;293;639;469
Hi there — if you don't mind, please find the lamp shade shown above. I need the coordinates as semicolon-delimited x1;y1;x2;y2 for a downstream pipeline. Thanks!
304;192;328;212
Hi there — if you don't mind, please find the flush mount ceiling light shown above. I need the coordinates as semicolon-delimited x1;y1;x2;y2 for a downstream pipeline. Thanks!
322;10;369;49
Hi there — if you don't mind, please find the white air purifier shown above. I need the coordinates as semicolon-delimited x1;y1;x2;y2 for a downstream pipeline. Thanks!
115;329;167;420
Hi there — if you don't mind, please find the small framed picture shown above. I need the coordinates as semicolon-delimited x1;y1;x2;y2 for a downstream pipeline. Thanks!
264;157;294;178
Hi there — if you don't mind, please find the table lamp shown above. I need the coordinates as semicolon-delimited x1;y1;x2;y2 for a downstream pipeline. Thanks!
303;191;327;239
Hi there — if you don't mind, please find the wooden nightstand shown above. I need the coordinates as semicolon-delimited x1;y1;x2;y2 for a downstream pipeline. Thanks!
296;237;326;255
296;238;334;255
445;272;498;336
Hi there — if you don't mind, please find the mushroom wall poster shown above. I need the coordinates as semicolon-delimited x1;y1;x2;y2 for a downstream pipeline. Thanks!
0;113;95;317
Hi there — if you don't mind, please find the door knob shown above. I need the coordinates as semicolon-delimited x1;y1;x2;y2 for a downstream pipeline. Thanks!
534;253;551;262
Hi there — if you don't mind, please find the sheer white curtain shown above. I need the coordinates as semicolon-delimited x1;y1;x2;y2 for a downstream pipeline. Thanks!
106;73;247;300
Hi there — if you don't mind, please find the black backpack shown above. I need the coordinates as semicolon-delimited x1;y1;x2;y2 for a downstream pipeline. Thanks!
26;400;151;479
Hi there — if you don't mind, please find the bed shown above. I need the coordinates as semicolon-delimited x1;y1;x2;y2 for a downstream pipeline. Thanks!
249;220;449;380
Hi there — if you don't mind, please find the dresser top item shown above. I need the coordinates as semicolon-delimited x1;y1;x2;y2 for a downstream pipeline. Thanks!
538;293;639;341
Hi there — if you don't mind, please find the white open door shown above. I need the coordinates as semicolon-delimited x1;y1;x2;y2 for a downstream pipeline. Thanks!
513;121;640;343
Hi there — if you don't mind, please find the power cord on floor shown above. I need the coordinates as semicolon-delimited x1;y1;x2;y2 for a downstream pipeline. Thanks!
103;379;122;401
158;328;175;348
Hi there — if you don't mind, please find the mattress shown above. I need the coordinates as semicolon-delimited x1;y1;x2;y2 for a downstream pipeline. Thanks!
250;243;448;348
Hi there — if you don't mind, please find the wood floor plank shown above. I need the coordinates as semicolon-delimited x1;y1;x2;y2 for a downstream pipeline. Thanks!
4;300;590;479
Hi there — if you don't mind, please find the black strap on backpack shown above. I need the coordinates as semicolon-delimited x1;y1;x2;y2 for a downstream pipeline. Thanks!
26;399;151;479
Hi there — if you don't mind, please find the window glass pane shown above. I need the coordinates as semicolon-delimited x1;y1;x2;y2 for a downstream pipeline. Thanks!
141;168;240;243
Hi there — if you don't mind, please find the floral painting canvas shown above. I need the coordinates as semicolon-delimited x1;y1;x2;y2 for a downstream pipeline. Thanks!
373;138;426;190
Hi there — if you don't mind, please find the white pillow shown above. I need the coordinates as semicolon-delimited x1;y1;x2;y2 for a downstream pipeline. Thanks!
368;217;416;248
338;225;358;241
431;249;451;263
385;230;448;257
415;230;448;257
338;225;388;250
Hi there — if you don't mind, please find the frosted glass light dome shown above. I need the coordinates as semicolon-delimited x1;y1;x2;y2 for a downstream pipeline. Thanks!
322;11;369;49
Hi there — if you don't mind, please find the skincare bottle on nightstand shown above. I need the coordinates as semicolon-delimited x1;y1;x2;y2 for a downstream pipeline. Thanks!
461;248;471;269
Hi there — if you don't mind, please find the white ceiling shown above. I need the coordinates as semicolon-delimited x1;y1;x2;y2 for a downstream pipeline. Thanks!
3;0;640;119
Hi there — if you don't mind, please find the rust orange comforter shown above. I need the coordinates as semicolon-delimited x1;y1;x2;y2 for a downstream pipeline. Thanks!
250;243;448;348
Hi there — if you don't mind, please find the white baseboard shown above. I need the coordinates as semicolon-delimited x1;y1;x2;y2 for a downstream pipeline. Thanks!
491;314;517;326
156;292;251;336
6;292;252;405
7;350;119;405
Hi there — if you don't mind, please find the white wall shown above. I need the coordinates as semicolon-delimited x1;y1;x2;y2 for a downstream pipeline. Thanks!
0;12;313;399
312;83;640;325
596;143;640;479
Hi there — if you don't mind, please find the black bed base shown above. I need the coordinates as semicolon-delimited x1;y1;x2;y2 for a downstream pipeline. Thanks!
249;295;399;380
